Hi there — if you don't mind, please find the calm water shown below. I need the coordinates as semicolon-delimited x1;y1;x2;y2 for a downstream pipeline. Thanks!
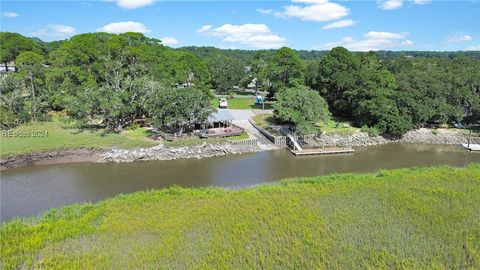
1;143;479;221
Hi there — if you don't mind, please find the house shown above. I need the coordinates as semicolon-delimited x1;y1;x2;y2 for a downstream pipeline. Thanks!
0;61;16;73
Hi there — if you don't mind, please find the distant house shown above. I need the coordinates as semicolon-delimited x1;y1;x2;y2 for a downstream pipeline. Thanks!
247;77;258;89
0;61;16;73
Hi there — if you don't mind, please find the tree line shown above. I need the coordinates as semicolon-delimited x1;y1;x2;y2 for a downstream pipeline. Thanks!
1;31;479;136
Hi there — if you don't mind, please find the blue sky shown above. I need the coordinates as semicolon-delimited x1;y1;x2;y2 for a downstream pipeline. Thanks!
1;0;479;51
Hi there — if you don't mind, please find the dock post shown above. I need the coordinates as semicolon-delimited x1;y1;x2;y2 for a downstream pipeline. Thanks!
468;128;471;149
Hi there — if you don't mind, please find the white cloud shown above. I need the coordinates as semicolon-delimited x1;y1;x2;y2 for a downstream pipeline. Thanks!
2;12;18;18
31;24;76;39
378;0;403;10
413;0;431;4
322;19;356;29
447;35;472;44
162;37;179;46
318;31;413;51
365;31;409;39
97;21;151;34
256;8;275;15
109;0;154;9
196;25;213;33
273;0;350;22
464;45;480;51
197;23;287;49
378;0;431;10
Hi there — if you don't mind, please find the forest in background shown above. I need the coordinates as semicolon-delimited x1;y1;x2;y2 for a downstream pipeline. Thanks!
1;32;479;136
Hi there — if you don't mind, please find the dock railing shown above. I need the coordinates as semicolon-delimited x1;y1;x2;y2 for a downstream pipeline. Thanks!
157;130;189;141
228;138;259;146
249;120;287;146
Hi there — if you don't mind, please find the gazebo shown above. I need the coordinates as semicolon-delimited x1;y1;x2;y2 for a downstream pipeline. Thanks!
198;110;243;138
206;109;235;128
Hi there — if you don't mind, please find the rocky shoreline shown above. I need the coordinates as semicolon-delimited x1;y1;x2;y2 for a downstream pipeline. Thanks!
2;128;478;170
0;143;262;170
101;143;262;163
305;128;480;148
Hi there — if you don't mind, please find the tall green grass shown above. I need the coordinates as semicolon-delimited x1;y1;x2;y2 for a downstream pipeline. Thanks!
1;165;479;269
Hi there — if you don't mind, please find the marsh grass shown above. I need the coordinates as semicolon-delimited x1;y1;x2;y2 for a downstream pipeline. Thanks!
1;165;479;269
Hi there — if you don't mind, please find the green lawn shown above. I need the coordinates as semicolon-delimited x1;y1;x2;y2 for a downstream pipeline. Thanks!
316;118;359;135
211;97;275;110
0;120;157;157
252;114;358;136
2;165;479;269
251;113;283;135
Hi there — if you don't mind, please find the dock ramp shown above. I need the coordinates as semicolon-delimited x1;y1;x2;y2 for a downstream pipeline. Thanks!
287;133;303;151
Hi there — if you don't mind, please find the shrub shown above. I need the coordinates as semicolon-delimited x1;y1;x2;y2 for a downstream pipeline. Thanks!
361;125;380;136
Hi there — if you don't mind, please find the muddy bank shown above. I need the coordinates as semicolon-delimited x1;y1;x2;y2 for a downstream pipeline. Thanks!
0;149;105;170
1;143;263;170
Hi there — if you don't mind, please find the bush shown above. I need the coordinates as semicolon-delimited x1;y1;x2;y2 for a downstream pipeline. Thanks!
125;122;141;131
361;125;380;136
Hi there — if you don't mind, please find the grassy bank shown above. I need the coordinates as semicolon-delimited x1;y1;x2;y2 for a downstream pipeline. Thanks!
0;120;157;157
2;165;480;269
316;118;359;135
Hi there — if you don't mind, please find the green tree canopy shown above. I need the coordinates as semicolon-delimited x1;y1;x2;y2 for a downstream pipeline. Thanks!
15;51;46;122
274;85;330;134
265;47;305;96
0;32;41;71
207;55;244;94
148;87;214;135
307;46;360;116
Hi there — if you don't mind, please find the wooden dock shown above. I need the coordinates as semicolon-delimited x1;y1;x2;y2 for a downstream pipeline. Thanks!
291;147;354;156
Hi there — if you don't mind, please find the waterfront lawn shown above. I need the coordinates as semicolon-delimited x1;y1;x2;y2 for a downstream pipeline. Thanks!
0;121;157;157
251;113;283;136
316;118;359;135
211;97;275;110
1;165;479;269
252;113;276;129
252;114;358;136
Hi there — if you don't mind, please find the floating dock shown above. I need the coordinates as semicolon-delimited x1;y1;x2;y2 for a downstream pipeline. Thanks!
291;147;354;156
462;143;480;151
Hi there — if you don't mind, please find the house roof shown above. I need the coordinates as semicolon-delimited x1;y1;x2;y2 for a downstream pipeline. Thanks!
208;109;234;122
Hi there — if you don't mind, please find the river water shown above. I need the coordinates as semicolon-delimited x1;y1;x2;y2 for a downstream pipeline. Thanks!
1;143;479;221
